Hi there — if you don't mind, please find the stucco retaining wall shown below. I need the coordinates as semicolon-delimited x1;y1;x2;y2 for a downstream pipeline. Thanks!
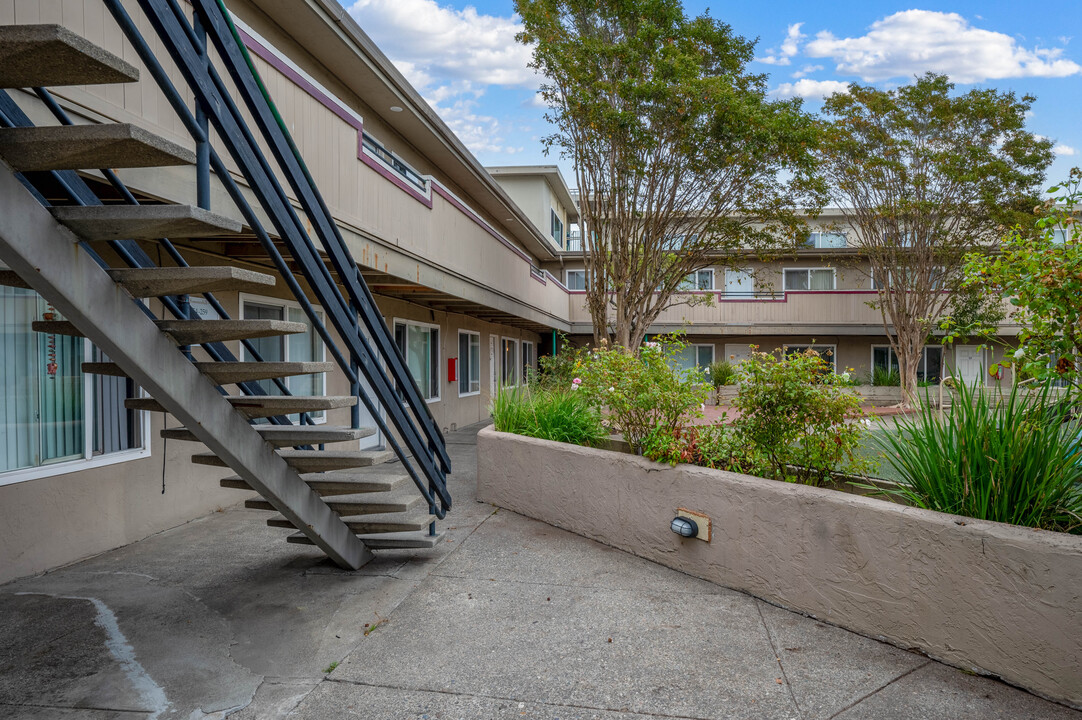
477;426;1082;707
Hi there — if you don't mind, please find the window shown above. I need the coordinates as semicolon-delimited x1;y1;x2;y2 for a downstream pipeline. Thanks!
501;338;518;386
680;269;714;291
723;270;754;297
671;344;715;374
805;231;847;249
872;345;943;383
522;341;536;383
242;298;327;420
393;320;440;402
565;269;587;291
458;331;481;397
550;209;564;248
1052;228;1070;244
1;286;147;484
783;268;835;291
361;132;427;192
785;345;837;372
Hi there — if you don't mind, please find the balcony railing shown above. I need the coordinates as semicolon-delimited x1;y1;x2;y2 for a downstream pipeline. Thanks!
361;132;428;192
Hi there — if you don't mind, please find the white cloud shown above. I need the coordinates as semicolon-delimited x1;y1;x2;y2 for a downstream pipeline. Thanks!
791;64;824;79
805;10;1082;83
435;99;523;155
771;78;850;99
348;0;537;89
1054;144;1078;156
758;23;805;66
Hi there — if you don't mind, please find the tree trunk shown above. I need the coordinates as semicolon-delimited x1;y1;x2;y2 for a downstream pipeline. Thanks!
895;334;922;409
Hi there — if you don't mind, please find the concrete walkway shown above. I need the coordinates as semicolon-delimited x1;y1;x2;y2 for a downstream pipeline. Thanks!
0;423;1077;719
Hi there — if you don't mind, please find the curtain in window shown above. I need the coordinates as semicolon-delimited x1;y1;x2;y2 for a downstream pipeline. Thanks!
1;288;84;472
810;269;835;290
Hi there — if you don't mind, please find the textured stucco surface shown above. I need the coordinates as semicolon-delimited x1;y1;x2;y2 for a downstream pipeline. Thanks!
477;426;1082;707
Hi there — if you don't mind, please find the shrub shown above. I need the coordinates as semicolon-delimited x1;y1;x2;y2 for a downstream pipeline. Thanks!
734;347;873;485
574;337;708;452
491;385;608;447
707;360;738;388
875;380;1082;532
872;366;901;386
535;335;582;389
642;422;769;476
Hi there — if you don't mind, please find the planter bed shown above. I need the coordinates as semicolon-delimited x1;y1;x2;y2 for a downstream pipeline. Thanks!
477;426;1082;708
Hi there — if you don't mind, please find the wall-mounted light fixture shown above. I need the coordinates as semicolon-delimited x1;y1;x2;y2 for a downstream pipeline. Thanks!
671;516;698;537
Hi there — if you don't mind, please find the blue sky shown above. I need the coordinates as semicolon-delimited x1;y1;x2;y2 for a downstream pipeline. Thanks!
347;0;1082;189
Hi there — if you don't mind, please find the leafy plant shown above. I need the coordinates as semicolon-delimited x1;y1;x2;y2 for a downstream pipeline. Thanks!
573;336;708;451
876;380;1082;532
707;360;738;388
872;366;901;387
734;347;874;485
642;422;769;476
491;385;608;447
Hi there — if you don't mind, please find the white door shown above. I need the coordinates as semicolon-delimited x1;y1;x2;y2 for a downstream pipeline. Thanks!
489;335;497;395
953;345;984;384
724;343;753;366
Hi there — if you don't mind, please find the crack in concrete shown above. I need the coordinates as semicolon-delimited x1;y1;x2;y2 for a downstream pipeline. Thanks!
825;659;933;719
428;570;733;597
324;676;732;720
756;598;805;720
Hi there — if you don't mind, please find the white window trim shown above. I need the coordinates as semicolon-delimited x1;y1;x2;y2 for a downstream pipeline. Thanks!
241;293;329;422
565;268;587;291
806;231;848;249
522;339;536;382
872;344;944;379
501;336;520;387
458;329;481;398
786;344;838;372
0;335;152;487
694;343;715;366
783;267;837;291
393;317;442;404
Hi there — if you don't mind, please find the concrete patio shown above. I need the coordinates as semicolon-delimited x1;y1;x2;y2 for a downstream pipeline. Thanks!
0;422;1077;719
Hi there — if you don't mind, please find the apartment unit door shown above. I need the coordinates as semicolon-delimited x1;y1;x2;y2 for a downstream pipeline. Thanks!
953;345;984;385
489;336;497;394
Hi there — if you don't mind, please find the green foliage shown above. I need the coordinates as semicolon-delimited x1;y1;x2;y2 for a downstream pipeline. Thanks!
515;0;825;349
958;168;1082;389
733;347;874;486
875;380;1082;533
536;335;582;390
872;366;901;387
573;337;708;451
490;385;608;448
641;422;769;476
707;360;737;388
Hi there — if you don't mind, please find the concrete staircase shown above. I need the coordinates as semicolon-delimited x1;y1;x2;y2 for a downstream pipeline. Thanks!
0;24;443;568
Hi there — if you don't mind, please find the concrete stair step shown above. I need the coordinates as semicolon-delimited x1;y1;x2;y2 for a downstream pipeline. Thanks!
51;205;243;241
0;269;30;289
193;449;393;473
269;511;431;534
84;360;334;384
105;266;276;298
0;24;140;88
34;318;305;345
162;424;374;447
0;123;195;171
287;530;444;549
126;394;356;418
246;492;422;515
221;471;409;496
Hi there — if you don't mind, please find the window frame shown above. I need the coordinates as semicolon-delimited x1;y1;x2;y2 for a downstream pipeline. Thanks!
393;317;442;404
782;267;836;292
785;344;838;372
457;330;481;398
241;293;329;422
870;344;945;383
805;231;848;249
550;209;564;248
565;268;587;291
501;336;519;387
521;340;536;383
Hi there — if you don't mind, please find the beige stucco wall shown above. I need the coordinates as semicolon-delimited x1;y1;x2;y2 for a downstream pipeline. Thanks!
477;428;1082;708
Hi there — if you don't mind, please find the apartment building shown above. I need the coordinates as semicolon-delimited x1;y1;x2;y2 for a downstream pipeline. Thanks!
0;0;1016;582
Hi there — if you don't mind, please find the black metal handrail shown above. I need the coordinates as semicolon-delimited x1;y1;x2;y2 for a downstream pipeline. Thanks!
99;0;451;512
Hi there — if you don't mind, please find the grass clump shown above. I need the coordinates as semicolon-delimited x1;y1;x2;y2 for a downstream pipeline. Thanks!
491;384;608;447
707;360;738;387
876;380;1082;532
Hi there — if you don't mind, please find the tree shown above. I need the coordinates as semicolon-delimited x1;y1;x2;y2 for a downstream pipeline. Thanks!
817;73;1053;405
959;169;1082;390
516;0;824;350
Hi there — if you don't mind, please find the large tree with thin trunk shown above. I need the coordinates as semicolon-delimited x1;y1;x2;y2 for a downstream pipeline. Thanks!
817;73;1053;405
516;0;824;350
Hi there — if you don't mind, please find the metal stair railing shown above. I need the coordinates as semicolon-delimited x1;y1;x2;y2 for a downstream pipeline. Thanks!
0;87;316;433
102;0;451;513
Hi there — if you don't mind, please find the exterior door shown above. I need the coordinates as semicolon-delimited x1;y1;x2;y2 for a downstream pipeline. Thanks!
489;335;497;395
953;345;984;384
